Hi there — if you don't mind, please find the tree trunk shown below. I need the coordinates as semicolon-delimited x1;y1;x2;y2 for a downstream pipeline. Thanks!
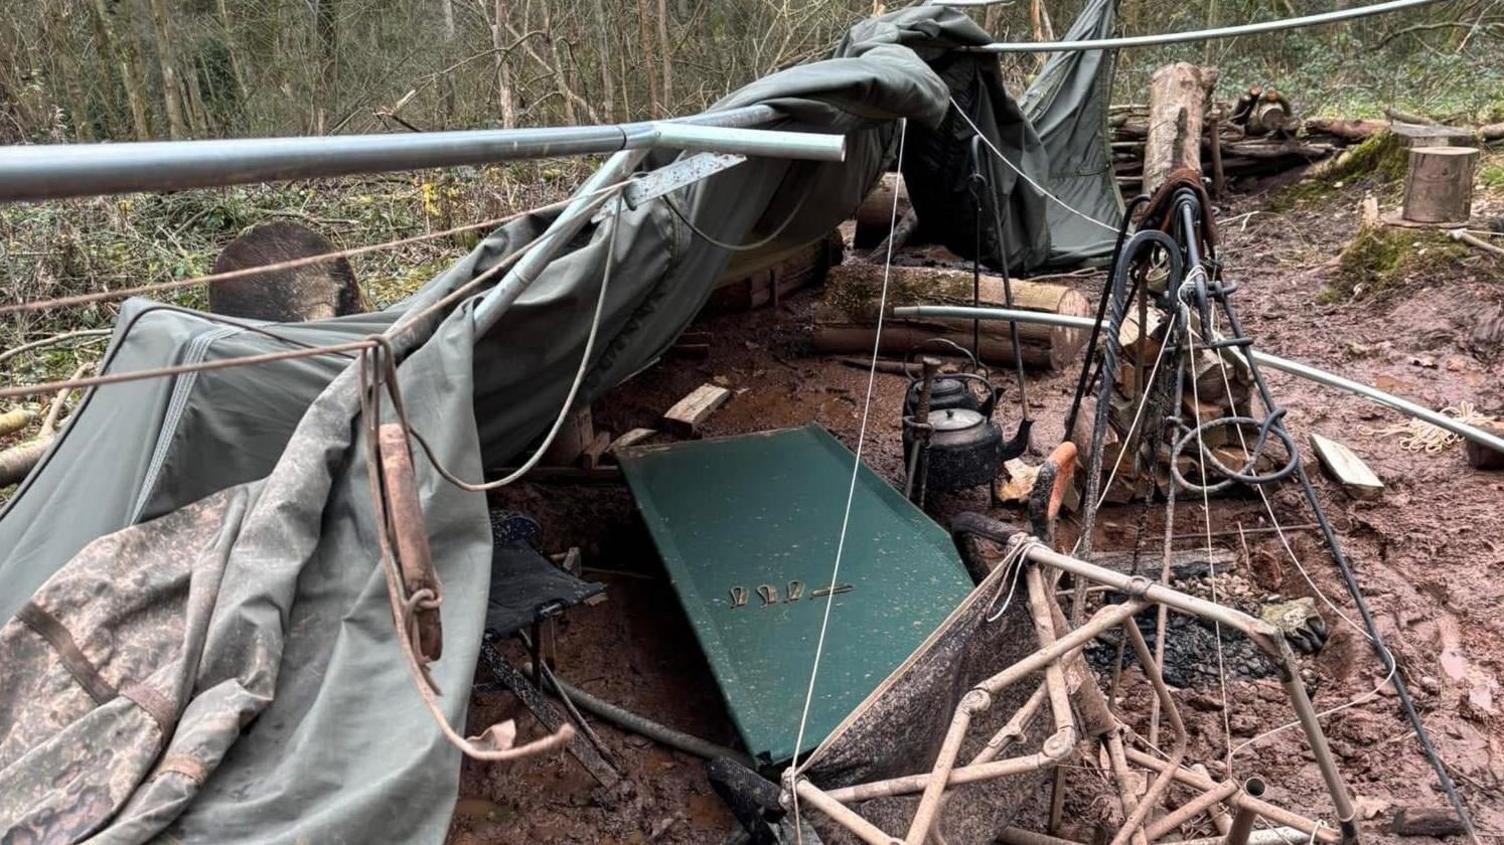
315;0;338;134
813;265;1092;370
145;0;188;139
656;0;673;114
590;0;615;121
636;0;661;117
93;0;151;139
1142;62;1217;194
541;2;575;125
216;0;250;102
82;0;121;136
491;0;516;128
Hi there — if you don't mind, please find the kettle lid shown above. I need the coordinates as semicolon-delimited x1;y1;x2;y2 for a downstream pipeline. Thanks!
927;407;986;431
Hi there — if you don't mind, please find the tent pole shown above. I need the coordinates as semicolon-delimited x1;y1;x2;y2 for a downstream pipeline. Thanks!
892;304;1504;456
0;105;843;203
472;148;649;334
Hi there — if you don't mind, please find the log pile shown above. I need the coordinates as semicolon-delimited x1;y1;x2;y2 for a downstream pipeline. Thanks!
1113;105;1345;194
1073;311;1275;503
1114;97;1504;195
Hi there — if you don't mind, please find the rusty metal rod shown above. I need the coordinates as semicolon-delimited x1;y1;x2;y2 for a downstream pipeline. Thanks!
1194;763;1236;836
998;828;1091;845
1021;537;1358;840
1026;566;1079;749
824;727;1076;804
1122;750;1338;844
1105;730;1151;845
973;682;1049;766
979;598;1148;696
1144;779;1241;840
793;778;899;845
1227;777;1268;845
1178;827;1308;845
904;689;989;845
1109;621;1189;845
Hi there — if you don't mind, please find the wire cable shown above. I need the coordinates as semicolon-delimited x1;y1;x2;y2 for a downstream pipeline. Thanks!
788;118;908;841
399;188;627;493
0;183;630;318
962;0;1444;51
950;100;1120;234
660;171;813;253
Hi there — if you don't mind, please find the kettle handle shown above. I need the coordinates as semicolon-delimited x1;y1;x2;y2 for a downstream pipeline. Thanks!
902;338;988;380
928;372;999;417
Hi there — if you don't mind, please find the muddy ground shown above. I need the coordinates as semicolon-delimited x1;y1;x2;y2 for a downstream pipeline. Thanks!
447;176;1504;844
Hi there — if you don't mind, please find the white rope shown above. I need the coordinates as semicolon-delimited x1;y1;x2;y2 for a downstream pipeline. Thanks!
1181;286;1236;776
985;541;1032;622
1232;658;1398;757
1197;311;1407;767
789;119;909;834
1203;312;1374;644
949;100;1120;234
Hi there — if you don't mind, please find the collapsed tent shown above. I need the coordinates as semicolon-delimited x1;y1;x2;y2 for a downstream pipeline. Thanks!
0;5;1122;842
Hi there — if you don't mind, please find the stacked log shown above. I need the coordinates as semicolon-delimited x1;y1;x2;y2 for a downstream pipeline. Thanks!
1071;310;1273;503
1114;105;1348;194
705;231;844;312
812;264;1090;370
853;173;911;249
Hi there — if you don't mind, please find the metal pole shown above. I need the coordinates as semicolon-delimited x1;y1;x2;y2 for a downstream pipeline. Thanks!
0;106;844;203
964;0;1442;51
1226;778;1268;845
891;305;1504;456
471;148;647;333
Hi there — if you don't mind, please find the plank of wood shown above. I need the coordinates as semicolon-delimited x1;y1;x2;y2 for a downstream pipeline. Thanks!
663;384;731;436
1309;433;1383;499
607;427;659;458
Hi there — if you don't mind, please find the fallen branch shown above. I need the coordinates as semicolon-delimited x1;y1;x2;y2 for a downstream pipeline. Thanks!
0;362;92;487
0;328;111;366
0;408;36;437
1384;107;1437;126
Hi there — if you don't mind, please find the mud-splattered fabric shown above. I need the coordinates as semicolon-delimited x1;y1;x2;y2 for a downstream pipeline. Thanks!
800;560;1048;845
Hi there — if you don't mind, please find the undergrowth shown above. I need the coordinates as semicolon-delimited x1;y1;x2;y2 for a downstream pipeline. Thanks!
0;159;585;385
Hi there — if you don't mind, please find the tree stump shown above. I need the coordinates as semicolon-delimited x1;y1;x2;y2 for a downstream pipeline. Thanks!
1401;146;1478;225
1142;63;1217;194
210;222;367;322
